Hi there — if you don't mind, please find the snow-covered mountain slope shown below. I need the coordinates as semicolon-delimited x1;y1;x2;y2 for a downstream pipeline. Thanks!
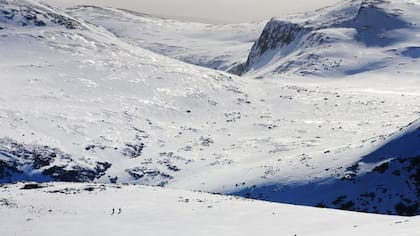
1;182;419;236
65;5;265;74
0;0;82;29
0;0;419;216
242;0;420;77
0;0;259;185
234;119;420;216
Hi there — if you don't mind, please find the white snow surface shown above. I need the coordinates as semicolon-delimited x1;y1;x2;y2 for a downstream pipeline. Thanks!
0;0;419;230
65;5;265;73
1;182;419;236
0;0;419;194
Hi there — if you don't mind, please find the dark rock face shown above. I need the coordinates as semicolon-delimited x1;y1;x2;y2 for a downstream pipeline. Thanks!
253;21;305;55
242;20;311;74
21;183;45;189
125;167;173;187
0;159;21;180
121;128;149;158
0;1;83;29
122;143;144;158
42;162;111;182
0;138;111;183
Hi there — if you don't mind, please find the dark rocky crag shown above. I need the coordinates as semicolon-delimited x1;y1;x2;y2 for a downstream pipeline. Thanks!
0;138;111;183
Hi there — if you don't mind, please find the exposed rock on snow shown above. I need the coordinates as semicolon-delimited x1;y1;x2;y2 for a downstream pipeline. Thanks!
233;119;420;216
242;0;420;77
0;0;82;29
0;137;111;183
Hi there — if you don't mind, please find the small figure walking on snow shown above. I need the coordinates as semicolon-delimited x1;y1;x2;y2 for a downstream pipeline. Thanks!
111;208;115;215
117;208;122;215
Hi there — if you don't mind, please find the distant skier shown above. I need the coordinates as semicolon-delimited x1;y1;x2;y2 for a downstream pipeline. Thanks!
111;208;115;215
118;208;122;215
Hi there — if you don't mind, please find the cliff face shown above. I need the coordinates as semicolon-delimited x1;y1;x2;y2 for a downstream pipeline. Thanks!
241;0;420;77
243;20;311;74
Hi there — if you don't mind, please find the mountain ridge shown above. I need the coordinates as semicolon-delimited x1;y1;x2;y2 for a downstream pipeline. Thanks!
241;0;420;77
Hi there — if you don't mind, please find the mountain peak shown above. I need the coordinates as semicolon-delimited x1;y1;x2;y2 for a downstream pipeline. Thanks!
241;0;420;77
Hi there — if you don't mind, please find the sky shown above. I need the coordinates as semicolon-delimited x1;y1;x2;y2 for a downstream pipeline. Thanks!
43;0;341;23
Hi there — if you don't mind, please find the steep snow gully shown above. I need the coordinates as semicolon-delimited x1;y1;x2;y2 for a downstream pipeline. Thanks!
0;0;419;217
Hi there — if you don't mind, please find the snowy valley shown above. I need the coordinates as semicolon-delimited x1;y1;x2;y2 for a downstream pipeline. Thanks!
0;0;419;235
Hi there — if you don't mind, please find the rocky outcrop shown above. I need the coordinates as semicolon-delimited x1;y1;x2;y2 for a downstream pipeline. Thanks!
0;0;83;29
242;20;312;74
0;138;111;183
